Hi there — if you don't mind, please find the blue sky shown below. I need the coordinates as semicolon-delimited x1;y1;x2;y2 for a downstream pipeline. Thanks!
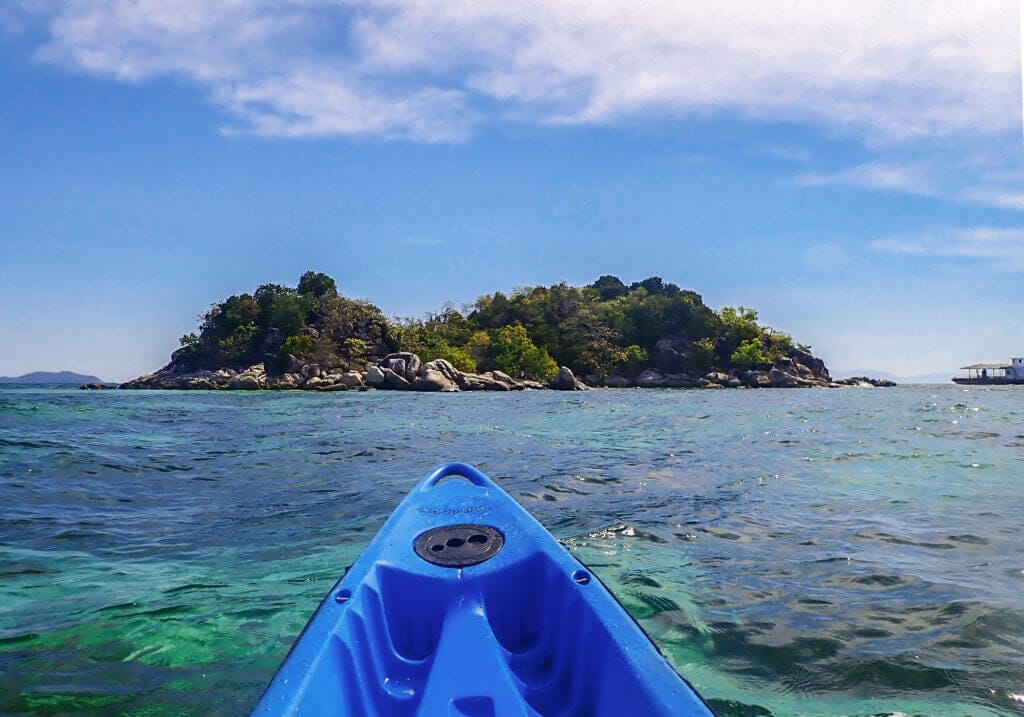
1;1;1022;382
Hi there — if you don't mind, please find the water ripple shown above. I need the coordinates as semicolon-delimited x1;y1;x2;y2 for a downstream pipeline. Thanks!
1;385;1023;716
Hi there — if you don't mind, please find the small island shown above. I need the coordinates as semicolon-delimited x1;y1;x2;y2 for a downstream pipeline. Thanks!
0;371;104;384
119;272;893;392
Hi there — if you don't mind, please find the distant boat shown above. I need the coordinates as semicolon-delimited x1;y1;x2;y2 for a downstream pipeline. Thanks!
952;358;1024;385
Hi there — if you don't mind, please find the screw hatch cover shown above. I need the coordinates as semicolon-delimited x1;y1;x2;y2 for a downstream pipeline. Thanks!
414;524;504;567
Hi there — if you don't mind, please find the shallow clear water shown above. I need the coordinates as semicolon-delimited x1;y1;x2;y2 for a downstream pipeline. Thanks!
1;385;1023;716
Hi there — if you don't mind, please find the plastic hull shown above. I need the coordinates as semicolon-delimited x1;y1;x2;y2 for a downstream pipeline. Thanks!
254;462;714;716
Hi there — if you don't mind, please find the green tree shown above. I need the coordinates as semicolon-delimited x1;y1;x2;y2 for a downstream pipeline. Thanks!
489;324;558;380
297;271;338;299
716;306;762;364
765;331;794;362
591;274;627;301
465;331;492;370
394;320;478;373
613;344;648;376
222;323;258;364
340;338;375;366
266;294;311;336
223;294;260;328
631;276;668;296
279;335;313;360
692;338;715;372
731;337;769;369
318;296;392;355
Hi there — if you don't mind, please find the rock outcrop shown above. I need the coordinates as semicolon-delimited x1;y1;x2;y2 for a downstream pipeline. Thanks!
549;366;587;391
652;335;695;372
120;339;891;392
636;369;704;388
831;376;898;387
382;368;412;390
412;359;460;392
338;371;364;388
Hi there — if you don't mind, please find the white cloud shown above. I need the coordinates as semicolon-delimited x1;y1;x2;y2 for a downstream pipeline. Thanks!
959;187;1024;210
793;152;1024;209
871;226;1024;269
11;0;1020;143
795;161;937;195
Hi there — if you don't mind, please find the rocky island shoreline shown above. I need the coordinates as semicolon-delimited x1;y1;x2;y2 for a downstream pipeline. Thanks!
112;272;895;392
118;346;894;394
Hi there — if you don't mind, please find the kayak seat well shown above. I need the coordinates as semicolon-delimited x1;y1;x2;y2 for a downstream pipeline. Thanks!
318;554;662;716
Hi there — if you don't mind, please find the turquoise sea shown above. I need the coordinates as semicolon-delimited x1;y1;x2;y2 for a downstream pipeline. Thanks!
1;385;1023;716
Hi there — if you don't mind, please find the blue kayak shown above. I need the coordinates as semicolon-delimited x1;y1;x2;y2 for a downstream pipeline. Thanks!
255;462;714;716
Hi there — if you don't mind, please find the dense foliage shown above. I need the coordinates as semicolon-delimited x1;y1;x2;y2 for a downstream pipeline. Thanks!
173;271;394;372
173;271;806;381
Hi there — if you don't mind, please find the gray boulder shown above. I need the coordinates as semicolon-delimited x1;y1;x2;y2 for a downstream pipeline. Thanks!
383;357;406;378
228;364;266;390
741;370;772;388
767;368;801;387
229;373;262;390
382;368;411;390
456;372;510;391
636;369;665;387
490;370;520;387
412;360;460;392
380;352;422;383
484;371;525;390
430;359;462;384
832;376;897;387
259;327;285;355
338;371;364;388
789;347;830;382
550;366;583;391
636;369;696;388
404;355;422;382
653;335;695;372
268;373;303;390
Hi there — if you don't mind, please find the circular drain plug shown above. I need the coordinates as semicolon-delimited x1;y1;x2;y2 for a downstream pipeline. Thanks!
414;524;504;568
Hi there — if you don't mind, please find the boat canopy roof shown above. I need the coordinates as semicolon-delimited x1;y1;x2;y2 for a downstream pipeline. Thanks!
960;363;1011;370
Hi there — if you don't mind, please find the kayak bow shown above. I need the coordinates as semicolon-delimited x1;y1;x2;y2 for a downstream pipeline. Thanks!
255;462;714;716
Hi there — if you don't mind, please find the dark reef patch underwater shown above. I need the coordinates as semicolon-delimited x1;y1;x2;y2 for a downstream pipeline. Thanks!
1;385;1023;715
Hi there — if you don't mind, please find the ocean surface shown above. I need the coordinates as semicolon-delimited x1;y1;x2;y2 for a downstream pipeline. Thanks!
1;384;1022;716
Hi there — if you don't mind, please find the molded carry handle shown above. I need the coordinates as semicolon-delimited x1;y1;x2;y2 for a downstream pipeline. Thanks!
421;462;494;490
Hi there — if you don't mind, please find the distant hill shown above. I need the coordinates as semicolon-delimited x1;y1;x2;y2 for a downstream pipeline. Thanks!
0;371;104;384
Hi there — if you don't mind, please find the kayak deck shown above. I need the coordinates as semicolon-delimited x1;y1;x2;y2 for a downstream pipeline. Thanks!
255;462;713;716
